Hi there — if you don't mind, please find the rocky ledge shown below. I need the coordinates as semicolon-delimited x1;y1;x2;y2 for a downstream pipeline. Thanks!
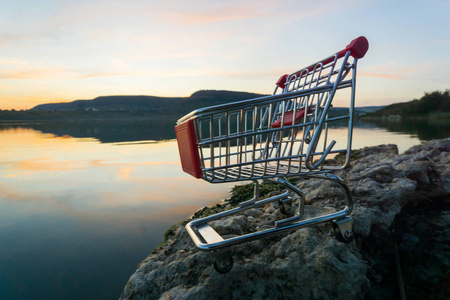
121;139;450;300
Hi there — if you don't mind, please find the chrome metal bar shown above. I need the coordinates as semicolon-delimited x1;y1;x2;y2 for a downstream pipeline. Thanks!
177;85;335;124
345;60;358;168
186;206;350;251
186;172;353;251
305;51;352;169
274;177;306;227
180;39;366;256
188;191;290;227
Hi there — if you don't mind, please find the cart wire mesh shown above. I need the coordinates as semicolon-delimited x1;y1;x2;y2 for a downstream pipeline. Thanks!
176;37;368;184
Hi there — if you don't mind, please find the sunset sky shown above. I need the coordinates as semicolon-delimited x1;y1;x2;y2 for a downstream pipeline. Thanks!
1;0;448;110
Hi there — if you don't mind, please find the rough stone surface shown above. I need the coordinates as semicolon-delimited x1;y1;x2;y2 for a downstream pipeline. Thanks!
121;139;450;300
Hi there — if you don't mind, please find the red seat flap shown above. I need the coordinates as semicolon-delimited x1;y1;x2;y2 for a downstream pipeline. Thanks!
175;120;202;179
271;107;312;128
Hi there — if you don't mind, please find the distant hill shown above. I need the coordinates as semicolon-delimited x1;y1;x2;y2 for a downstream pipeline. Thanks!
31;90;266;115
363;90;449;119
0;90;383;122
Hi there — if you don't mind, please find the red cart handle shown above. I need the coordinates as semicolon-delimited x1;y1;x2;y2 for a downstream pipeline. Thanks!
314;36;369;70
277;36;369;89
343;36;369;59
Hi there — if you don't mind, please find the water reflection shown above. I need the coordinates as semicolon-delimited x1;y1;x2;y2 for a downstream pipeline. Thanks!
2;118;446;145
0;119;177;143
0;118;447;300
0;128;233;300
362;118;450;141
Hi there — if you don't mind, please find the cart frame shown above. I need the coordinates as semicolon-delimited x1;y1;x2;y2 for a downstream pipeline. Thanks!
175;36;368;273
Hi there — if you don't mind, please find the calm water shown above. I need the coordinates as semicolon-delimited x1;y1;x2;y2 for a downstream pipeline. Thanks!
0;119;446;299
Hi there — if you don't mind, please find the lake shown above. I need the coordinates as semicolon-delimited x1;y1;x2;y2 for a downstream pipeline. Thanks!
0;118;447;299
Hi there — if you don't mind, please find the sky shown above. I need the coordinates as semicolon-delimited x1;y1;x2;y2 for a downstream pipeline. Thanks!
0;0;448;110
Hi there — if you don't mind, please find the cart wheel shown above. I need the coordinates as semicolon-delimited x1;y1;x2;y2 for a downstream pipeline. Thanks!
332;220;354;243
279;204;288;215
279;199;294;216
213;256;234;274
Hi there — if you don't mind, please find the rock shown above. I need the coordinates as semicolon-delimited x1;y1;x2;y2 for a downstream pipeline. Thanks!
399;233;420;253
121;139;450;300
358;144;399;157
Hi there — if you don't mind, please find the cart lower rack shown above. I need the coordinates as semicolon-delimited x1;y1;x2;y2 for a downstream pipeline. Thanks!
175;36;369;273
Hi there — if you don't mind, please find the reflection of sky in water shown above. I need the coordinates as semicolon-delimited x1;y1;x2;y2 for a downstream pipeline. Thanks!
1;128;233;208
0;126;421;299
0;128;234;300
329;127;421;154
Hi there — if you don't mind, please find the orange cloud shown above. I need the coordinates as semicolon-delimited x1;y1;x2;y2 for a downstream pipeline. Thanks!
155;0;349;26
0;68;138;80
160;6;273;25
77;72;136;79
0;68;69;79
358;72;404;80
358;62;420;81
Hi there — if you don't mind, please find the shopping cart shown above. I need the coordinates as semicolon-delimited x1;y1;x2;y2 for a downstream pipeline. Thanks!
175;36;369;273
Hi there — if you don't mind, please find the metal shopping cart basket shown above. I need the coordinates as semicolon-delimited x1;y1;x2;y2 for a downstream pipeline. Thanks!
175;36;369;273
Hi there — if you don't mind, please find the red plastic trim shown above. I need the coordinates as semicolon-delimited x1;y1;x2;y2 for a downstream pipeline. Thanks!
345;36;369;59
276;74;289;89
271;107;313;128
175;120;202;179
275;36;369;88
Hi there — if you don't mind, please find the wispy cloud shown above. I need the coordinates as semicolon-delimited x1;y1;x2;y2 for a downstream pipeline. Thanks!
0;62;138;80
359;72;405;80
0;33;33;47
77;72;136;79
157;3;275;25
0;68;69;79
153;0;358;26
358;62;419;80
0;58;74;79
0;57;28;65
0;0;447;109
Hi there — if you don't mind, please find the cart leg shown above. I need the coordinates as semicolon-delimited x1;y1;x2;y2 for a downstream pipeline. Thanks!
239;180;260;207
213;250;234;274
275;177;306;227
332;216;354;243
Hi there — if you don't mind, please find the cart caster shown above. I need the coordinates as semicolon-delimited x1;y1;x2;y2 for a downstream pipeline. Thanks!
332;217;354;243
213;251;234;274
279;198;294;216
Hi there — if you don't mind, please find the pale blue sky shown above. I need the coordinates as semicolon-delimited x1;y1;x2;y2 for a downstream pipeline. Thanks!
0;0;448;109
